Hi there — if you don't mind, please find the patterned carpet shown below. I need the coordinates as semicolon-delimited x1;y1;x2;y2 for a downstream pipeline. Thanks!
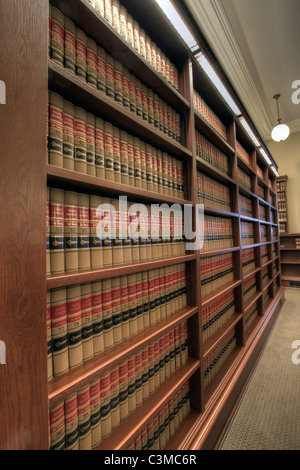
220;288;300;450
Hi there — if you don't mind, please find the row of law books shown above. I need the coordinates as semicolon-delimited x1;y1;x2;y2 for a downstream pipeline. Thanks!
260;224;267;242
238;167;252;191
197;171;231;212
239;194;253;217
243;273;257;303
86;0;180;91
236;140;251;166
262;266;271;286
241;221;255;246
242;248;256;275
47;187;186;276
48;263;188;379
200;253;234;299
261;244;268;263
48;90;184;197
258;184;265;200
49;320;189;450
193;91;227;141
245;304;258;332
277;192;286;202
259;204;267;221
196;131;229;175
202;290;236;344
49;7;181;143
203;329;236;390
202;215;234;252
127;382;190;451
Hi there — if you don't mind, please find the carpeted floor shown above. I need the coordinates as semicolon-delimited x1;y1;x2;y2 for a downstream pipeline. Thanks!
220;288;300;450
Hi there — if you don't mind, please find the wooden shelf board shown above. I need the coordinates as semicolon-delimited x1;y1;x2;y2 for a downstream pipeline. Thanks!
201;280;242;309
203;313;243;358
47;254;196;289
196;157;235;186
194;112;235;157
199;246;240;259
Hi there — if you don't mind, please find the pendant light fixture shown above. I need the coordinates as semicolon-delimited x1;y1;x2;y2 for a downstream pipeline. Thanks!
271;94;290;142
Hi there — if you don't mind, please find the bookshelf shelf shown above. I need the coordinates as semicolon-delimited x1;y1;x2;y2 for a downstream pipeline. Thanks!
0;0;284;451
47;254;196;289
280;233;300;287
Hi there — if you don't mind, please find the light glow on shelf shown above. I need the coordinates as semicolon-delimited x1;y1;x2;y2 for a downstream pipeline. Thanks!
258;147;273;166
238;117;260;147
154;0;198;51
194;52;242;116
270;166;280;177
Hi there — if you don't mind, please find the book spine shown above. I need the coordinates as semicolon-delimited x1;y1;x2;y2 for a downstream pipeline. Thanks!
64;17;76;74
95;117;105;178
64;393;79;450
64;190;79;273
66;284;83;369
86;37;98;89
81;283;94;362
90;378;102;448
86;112;96;176
100;371;112;438
110;365;121;430
76;28;87;82
49;92;64;168
49;401;66;450
119;359;129;421
50;188;65;275
91;281;104;355
47;291;53;380
50;6;64;66
77;192;91;270
74;106;87;174
63;100;75;170
51;287;69;377
102;278;114;349
89;195;103;269
111;277;122;344
104;121;114;181
77;384;92;449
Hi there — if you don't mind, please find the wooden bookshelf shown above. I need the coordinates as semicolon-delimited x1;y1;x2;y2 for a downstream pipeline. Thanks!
280;233;300;288
276;175;288;233
0;0;284;451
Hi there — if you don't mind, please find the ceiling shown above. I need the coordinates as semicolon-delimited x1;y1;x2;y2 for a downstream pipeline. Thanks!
184;0;300;142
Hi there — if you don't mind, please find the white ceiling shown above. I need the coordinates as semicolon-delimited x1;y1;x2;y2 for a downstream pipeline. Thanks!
184;0;300;142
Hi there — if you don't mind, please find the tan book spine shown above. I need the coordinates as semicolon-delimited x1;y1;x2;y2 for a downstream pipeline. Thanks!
100;371;112;439
135;350;143;407
47;291;53;381
90;378;102;448
50;6;64;67
119;5;128;40
76;28;87;82
120;130;129;185
119;359;129;421
51;287;69;377
74;106;87;174
158;406;166;450
159;268;166;320
86;37;98;89
104;121;114;181
114;59;123;105
81;283;94;362
148;342;155;395
142;270;150;329
135;78;143;119
148;269;156;326
97;46;107;94
136;272;144;332
153;414;160;450
77;193;91;270
120;275;130;340
47;187;51;276
49;91;64;168
102;278;114;349
127;134;135;186
64;17;76;75
154;268;161;323
110;198;123;266
63;100;75;170
101;197;113;268
141;83;148;122
139;207;148;262
129;203;140;263
141;427;148;451
95;0;105;16
113;126;122;183
64;393;79;450
104;0;113;25
128;273;138;337
133;19;140;54
154;339;160;390
169;329;175;374
64;190;79;273
89;195;103;270
168;395;175;437
146;143;154;192
129;73;137;114
77;384;92;450
105;53;115;99
164;332;171;380
111;277;122;344
152;147;159;194
142;346;150;401
126;13;134;47
133;137;142;188
135;433;142;450
139;140;147;190
49;401;66;450
110;365;121;429
91;281;104;355
147;88;154;126
139;28;147;60
50;187;65;275
164;266;171;317
159;336;166;385
127;355;136;413
95;117;105;178
86;112;96;176
66;284;83;369
122;201;132;265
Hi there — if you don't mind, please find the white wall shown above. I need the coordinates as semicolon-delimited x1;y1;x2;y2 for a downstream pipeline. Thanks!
266;131;300;233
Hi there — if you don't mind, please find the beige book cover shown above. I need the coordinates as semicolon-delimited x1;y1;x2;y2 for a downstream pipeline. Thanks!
105;53;115;99
120;130;129;186
104;121;114;181
91;280;104;355
142;346;150;402
100;371;112;438
89;195;103;269
77;384;92;450
86;37;98;89
111;277;122;344
76;28;87;82
127;135;135;186
66;284;83;369
95;117;105;178
102;278;114;349
64;392;79;450
63;100;75;170
50;287;69;377
47;291;53;381
113;127;122;183
50;187;65;275
64;190;79;273
97;45;107;94
49;91;64;168
135;350;143;407
119;359;129;421
101;197;113;267
141;271;150;329
110;365;121;430
127;355;137;413
81;283;94;362
90;378;102;448
114;60;123;106
128;273;138;337
77;193;90;270
50;6;64;67
110;198;123;266
64;17;76;74
49;401;66;450
74;107;87;174
120;275;130;340
86;112;96;176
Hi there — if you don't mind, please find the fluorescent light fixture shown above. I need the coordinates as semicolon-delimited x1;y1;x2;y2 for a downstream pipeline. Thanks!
238;116;260;147
154;0;198;51
270;166;280;177
195;52;242;116
258;147;272;166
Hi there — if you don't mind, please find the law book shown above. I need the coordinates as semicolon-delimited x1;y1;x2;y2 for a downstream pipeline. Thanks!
100;197;113;267
122;201;132;264
77;193;91;270
47;291;53;381
63;100;75;170
148;342;156;396
113;126;122;183
64;190;79;273
120;275;130;341
111;277;122;344
66;284;83;369
81;283;94;362
50;187;65;275
86;37;98;89
95;117;105;179
77;384;92;450
119;359;129;421
127;134;135;186
104;121;114;181
97;45;107;94
120;130;129;186
102;278;114;349
74;106;87;174
128;273;138;337
114;60;123;105
122;66;131;111
86;112;96;176
100;370;112;438
90;377;102;448
136;272;144;332
50;6;64;67
47;188;51;276
49;401;66;450
76;27;87;82
51;287;69;377
129;73;137;114
135;350;143;408
110;365;121;430
110;197;123;266
49;91;64;168
91;280;104;355
89;195;103;270
64;392;79;450
64;17;76;75
127;354;137;413
133;137;142;189
105;53;115;99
